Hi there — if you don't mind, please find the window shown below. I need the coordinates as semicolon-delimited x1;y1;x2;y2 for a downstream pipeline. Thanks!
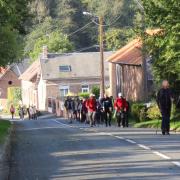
59;85;69;97
59;65;71;72
81;85;89;93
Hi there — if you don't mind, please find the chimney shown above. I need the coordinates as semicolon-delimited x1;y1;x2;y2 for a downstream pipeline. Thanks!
42;45;48;59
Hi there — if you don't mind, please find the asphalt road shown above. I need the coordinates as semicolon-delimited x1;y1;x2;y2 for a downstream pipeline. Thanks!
8;117;180;180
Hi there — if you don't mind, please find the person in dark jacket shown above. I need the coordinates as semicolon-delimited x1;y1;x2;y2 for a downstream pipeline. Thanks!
157;80;172;135
64;96;74;123
124;98;130;127
101;94;113;127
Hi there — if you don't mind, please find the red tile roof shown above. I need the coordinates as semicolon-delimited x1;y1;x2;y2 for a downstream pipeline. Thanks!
108;38;142;65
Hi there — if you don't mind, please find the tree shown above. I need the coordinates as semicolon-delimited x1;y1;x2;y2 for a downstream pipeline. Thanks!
141;0;180;90
105;28;135;51
29;30;74;60
0;0;31;66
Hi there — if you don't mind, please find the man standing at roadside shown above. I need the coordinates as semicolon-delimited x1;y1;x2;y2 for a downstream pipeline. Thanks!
86;94;97;127
157;80;173;135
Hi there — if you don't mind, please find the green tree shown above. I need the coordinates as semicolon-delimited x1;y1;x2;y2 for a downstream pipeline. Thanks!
29;30;74;60
141;0;180;89
105;28;135;51
0;0;31;66
91;86;100;99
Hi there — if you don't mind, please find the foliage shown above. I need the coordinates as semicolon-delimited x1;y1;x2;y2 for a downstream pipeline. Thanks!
28;30;74;60
141;0;180;90
0;120;11;143
7;87;22;115
78;92;90;99
0;0;31;66
105;28;135;51
91;86;100;99
0;26;24;66
147;104;161;120
131;103;146;122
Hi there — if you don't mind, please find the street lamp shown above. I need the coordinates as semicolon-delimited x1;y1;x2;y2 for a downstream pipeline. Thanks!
83;11;105;97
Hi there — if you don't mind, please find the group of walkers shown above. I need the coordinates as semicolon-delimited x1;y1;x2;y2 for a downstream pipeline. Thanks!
64;93;130;127
10;104;38;120
64;80;179;135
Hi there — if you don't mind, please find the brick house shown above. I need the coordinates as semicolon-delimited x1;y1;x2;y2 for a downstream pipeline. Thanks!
108;38;153;101
20;49;112;115
0;61;29;110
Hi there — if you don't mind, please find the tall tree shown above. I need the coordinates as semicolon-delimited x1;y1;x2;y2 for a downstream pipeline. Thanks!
0;0;31;66
142;0;180;90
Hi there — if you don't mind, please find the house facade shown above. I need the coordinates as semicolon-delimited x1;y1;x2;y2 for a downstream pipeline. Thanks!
0;68;21;110
20;50;112;114
108;38;153;101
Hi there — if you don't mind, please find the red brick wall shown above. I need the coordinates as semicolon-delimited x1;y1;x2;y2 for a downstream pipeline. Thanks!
122;65;143;101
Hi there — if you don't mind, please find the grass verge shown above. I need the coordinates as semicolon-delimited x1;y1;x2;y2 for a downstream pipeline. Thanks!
0;120;11;143
134;119;180;131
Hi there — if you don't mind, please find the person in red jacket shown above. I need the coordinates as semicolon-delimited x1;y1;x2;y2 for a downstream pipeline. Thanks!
114;93;128;127
86;94;97;127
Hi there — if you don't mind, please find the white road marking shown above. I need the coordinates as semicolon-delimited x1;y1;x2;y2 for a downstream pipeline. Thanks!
137;144;151;150
172;161;180;167
53;120;180;168
125;139;137;144
153;151;171;160
53;120;73;128
114;136;125;140
18;127;65;131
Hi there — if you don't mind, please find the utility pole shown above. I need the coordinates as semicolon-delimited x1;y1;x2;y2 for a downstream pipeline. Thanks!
141;13;148;102
99;16;105;97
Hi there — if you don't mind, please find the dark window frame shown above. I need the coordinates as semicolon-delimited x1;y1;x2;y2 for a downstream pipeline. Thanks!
59;65;71;72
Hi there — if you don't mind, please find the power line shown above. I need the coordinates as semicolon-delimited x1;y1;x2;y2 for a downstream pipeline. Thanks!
67;21;94;37
92;14;123;27
74;45;99;53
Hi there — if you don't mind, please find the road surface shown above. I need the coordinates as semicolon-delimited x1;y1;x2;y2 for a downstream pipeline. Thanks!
8;117;180;180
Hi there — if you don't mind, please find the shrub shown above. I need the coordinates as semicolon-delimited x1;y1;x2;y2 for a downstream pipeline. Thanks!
147;104;161;120
78;92;90;99
91;86;100;99
131;103;146;122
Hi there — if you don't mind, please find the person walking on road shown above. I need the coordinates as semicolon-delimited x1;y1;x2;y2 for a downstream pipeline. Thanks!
101;94;113;127
64;96;74;123
33;106;37;120
10;104;15;120
114;93;127;127
18;105;24;120
86;94;97;127
157;80;173;135
124;98;130;127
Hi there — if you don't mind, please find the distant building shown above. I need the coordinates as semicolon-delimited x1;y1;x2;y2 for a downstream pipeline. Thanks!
108;38;153;101
0;60;30;110
20;49;112;114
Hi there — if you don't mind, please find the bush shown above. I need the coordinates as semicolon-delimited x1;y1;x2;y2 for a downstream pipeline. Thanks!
7;87;22;116
78;92;90;99
131;103;146;122
147;104;161;120
91;86;100;99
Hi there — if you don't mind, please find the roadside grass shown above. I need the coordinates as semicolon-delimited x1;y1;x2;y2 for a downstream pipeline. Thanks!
0;120;11;143
134;119;180;131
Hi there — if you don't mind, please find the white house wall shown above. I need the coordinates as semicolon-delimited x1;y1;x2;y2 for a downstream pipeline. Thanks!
37;74;46;111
